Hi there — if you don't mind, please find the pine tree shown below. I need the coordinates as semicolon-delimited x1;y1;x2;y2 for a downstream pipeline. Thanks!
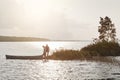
98;16;116;42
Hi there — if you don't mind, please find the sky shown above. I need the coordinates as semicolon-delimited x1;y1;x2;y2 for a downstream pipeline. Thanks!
0;0;120;40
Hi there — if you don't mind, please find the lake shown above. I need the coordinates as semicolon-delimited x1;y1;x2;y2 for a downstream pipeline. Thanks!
0;41;92;56
0;42;120;80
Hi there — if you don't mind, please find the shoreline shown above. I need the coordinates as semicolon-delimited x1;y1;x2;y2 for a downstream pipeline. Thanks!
5;54;120;64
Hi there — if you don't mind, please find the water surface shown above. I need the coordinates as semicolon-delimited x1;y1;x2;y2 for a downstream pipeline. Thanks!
0;42;120;80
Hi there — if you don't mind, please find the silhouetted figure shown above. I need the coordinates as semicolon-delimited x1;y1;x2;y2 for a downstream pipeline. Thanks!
46;44;50;57
42;45;46;59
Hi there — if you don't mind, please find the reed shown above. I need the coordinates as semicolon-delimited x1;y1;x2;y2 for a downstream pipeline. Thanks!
48;41;120;62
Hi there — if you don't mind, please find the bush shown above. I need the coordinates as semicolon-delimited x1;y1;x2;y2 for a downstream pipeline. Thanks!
81;41;120;56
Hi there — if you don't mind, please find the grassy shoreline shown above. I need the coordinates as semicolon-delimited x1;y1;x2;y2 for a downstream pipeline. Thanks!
47;41;120;63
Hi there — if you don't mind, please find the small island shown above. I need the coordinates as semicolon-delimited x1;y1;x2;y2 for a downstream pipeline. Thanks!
48;17;120;61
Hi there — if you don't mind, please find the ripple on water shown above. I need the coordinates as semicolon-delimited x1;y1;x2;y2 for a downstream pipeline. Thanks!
0;58;120;80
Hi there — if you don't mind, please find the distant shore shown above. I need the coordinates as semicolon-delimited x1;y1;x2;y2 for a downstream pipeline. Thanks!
0;35;93;42
0;36;49;41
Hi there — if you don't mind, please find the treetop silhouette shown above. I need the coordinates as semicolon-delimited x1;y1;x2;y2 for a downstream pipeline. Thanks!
98;16;116;42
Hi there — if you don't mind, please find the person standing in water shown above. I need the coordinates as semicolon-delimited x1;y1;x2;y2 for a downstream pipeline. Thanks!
42;45;46;59
46;44;50;57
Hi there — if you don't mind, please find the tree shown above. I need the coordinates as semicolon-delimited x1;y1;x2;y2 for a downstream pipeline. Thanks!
98;16;116;42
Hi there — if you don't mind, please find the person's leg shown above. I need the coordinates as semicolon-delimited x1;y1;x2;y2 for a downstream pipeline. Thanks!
44;52;46;59
46;52;47;57
42;53;45;59
47;52;49;57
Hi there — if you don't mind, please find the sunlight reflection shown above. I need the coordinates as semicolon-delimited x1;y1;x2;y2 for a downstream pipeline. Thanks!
34;60;61;79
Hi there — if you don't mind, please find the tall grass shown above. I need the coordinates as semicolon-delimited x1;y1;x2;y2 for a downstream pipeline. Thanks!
49;49;81;60
49;41;120;61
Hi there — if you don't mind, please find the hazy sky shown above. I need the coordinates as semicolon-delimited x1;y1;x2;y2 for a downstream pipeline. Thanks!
0;0;120;40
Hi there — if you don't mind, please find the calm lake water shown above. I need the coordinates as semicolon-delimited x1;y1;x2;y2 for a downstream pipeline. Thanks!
0;42;120;80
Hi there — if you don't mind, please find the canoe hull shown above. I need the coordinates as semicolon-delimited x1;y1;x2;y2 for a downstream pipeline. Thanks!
6;55;43;60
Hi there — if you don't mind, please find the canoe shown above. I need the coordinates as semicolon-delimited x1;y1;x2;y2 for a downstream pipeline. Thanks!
6;55;43;60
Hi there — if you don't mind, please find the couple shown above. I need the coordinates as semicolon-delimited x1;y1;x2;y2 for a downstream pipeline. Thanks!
42;44;50;59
